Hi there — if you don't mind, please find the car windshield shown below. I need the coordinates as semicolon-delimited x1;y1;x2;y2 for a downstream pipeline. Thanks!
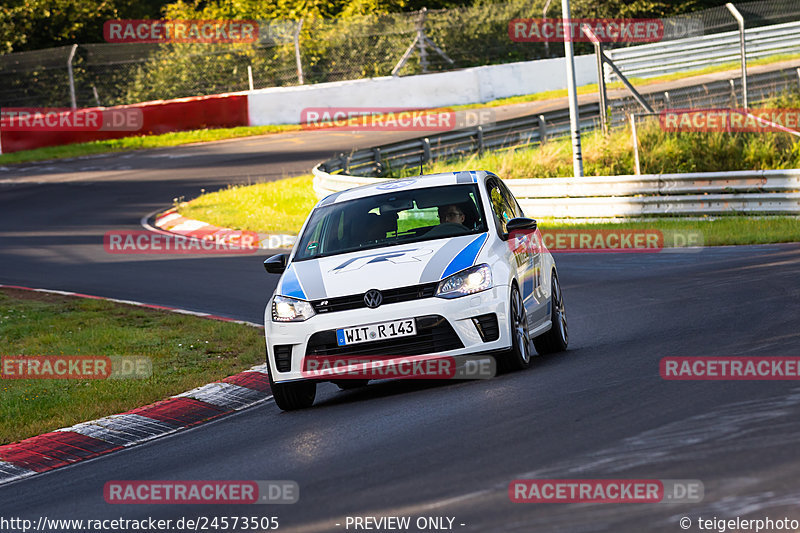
294;183;487;261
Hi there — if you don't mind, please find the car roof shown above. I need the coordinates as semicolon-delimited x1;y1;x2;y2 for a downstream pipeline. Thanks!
315;170;497;208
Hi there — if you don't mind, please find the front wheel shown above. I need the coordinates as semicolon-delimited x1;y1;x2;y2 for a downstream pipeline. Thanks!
268;367;316;411
533;271;569;355
497;284;533;372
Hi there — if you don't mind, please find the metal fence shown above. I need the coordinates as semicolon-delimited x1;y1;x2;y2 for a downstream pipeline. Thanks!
606;20;800;81
2;0;800;108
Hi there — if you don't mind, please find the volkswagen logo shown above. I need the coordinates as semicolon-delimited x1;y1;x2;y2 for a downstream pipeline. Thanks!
364;289;383;309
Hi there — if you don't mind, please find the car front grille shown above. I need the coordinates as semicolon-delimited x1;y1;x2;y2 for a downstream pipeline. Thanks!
305;315;463;357
311;282;438;314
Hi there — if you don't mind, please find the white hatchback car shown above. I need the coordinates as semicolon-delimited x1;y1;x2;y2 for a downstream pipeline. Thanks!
263;171;568;410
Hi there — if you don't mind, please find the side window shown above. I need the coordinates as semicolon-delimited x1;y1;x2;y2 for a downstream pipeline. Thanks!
498;180;524;219
487;179;514;234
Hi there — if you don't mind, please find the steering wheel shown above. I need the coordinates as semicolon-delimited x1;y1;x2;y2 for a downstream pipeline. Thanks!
425;222;469;238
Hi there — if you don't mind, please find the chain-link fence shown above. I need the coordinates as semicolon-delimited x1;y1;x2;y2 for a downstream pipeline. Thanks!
2;0;800;109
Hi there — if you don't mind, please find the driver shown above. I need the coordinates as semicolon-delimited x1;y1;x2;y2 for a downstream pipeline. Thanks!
438;204;465;226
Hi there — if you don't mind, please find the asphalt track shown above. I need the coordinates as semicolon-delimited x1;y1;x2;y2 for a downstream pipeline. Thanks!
1;124;800;533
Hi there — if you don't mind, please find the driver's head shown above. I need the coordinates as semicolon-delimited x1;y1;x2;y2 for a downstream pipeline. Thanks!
438;204;465;225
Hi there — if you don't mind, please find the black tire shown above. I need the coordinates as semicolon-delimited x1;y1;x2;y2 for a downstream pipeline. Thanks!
268;367;316;411
533;271;569;355
497;284;533;372
334;379;370;390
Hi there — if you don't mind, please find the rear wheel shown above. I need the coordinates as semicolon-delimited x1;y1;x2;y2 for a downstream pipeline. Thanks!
497;284;533;372
533;271;569;355
268;367;316;411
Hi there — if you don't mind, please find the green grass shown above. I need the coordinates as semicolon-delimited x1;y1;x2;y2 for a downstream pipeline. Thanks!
177;174;317;234
0;124;301;166
0;289;265;445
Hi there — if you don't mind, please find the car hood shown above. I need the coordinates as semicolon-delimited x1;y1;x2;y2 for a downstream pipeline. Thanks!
277;233;488;300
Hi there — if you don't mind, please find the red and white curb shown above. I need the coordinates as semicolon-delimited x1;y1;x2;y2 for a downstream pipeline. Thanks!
153;208;297;250
0;285;272;486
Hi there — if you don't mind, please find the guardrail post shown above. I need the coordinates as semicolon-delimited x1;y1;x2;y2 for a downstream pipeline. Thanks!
796;67;800;89
630;113;641;176
476;126;484;154
421;137;431;163
538;115;547;144
373;147;383;176
663;91;670;109
729;79;737;107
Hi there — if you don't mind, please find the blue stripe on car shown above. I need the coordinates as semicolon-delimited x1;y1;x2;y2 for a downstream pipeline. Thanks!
280;266;307;300
440;233;488;279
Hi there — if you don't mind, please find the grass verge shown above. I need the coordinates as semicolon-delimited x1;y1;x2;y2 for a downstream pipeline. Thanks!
177;174;317;234
0;288;264;445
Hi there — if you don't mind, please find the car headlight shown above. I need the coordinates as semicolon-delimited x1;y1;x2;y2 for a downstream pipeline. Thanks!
272;295;316;322
435;264;492;299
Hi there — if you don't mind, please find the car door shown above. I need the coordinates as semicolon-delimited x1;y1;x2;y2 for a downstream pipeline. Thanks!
486;178;546;326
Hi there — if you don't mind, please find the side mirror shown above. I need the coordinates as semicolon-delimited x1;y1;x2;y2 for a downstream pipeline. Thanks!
264;253;289;274
503;217;537;240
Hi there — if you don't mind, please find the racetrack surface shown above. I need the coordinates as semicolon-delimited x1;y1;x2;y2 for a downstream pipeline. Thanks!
1;127;800;532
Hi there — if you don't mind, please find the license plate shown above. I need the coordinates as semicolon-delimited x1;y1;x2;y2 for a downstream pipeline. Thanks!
336;319;416;346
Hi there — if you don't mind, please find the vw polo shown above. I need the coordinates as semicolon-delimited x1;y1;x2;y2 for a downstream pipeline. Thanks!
263;171;568;410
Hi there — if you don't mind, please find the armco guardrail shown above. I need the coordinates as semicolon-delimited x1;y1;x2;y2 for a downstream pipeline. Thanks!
512;170;800;217
313;166;800;218
606;20;800;81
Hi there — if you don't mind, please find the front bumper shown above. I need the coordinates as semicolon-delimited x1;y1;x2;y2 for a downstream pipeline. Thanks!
264;286;511;382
